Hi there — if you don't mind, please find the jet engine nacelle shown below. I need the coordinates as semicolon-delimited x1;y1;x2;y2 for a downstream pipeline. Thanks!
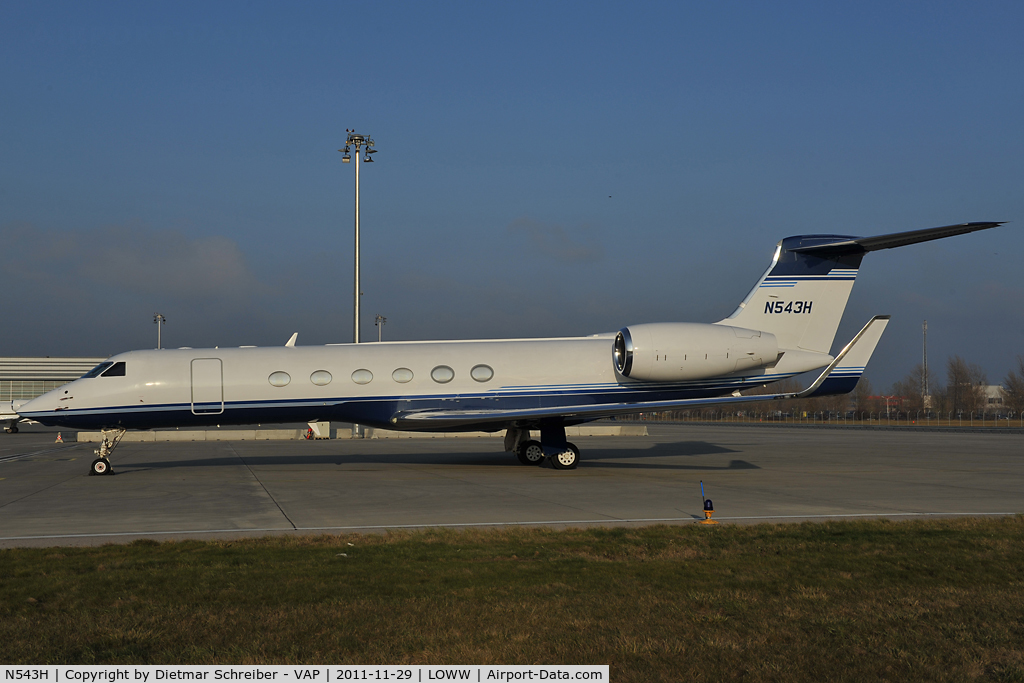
613;323;779;382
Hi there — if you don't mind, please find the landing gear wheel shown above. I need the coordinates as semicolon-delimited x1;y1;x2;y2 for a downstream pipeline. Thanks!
6;424;17;434
90;458;113;476
516;440;545;466
549;443;580;470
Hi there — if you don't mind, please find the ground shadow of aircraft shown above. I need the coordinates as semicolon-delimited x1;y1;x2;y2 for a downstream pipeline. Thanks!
110;440;757;473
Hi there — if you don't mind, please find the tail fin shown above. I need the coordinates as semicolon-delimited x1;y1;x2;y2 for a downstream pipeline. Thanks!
716;222;1002;354
716;234;864;353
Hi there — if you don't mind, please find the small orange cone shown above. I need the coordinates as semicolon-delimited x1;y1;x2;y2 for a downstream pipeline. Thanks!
55;432;63;443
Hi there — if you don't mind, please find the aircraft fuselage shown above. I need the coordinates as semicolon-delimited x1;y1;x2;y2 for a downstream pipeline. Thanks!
21;333;804;432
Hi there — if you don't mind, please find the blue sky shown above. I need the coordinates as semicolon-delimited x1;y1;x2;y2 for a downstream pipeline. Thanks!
1;1;1022;390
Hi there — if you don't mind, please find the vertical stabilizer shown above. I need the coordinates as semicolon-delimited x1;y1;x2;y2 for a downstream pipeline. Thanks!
716;222;1002;354
716;235;865;354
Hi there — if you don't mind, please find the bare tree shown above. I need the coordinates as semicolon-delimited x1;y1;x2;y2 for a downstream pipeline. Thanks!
818;392;849;416
890;363;934;413
946;355;987;415
1003;355;1024;415
741;378;801;416
852;377;876;414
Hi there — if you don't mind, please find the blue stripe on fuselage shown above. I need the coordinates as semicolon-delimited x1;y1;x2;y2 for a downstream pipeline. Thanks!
21;372;805;431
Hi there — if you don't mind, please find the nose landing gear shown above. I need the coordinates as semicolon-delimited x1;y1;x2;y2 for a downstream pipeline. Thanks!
89;428;126;476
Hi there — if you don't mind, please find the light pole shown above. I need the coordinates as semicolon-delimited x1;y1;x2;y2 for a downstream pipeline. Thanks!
340;131;377;439
375;314;386;342
153;313;166;349
340;130;377;344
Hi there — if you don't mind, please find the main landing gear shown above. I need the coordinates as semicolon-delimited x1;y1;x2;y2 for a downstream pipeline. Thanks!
506;425;580;470
4;423;17;434
90;428;126;476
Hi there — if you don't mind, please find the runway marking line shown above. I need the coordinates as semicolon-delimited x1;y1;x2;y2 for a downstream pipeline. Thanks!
0;443;84;464
0;511;1017;542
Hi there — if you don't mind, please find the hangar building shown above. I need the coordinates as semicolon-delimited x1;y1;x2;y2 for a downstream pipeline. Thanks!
0;357;108;402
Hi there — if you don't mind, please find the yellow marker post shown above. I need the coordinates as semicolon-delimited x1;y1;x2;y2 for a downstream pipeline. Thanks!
699;480;718;525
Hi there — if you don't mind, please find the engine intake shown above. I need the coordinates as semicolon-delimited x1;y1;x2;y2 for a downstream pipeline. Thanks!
613;323;779;382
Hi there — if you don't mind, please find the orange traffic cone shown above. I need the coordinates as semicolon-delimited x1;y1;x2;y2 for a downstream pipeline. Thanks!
55;432;63;443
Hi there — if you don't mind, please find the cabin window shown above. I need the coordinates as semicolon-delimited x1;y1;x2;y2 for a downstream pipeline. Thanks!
392;367;414;383
310;370;333;386
430;365;455;384
101;362;127;377
470;364;494;382
268;371;291;387
351;369;373;385
82;362;113;378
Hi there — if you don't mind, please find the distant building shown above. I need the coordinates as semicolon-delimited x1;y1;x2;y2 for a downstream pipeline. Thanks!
0;357;107;402
984;385;1006;407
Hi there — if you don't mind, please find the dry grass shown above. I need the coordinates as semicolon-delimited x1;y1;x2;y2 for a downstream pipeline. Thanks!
2;517;1024;681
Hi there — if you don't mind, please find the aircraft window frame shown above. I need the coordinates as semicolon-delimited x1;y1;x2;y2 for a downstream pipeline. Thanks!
392;367;414;383
101;361;127;377
470;364;494;382
430;365;455;384
82;362;113;378
310;370;333;386
268;371;291;387
351;369;373;385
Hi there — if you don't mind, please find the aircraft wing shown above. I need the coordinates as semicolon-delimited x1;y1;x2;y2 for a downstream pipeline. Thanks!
391;316;890;429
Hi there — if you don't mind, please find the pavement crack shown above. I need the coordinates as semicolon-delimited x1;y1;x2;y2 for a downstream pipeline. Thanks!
226;443;297;530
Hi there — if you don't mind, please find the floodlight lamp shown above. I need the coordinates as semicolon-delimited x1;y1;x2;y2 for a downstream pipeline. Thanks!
341;147;352;163
363;154;373;163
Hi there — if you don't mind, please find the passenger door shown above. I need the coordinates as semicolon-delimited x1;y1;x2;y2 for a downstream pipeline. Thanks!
191;358;224;415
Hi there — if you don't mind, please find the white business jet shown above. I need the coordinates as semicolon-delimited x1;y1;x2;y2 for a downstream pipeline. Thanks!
16;222;1001;476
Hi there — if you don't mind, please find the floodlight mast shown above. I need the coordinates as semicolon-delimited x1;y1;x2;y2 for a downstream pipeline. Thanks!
340;130;377;345
340;131;377;440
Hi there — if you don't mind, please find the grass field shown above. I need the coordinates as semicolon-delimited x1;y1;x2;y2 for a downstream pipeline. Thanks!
3;518;1023;681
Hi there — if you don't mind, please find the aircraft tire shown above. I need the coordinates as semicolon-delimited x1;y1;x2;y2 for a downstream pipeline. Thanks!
549;443;580;470
516;440;545;466
90;458;112;476
7;425;17;434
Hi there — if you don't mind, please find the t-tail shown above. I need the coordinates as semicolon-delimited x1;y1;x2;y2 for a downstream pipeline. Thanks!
717;222;1003;354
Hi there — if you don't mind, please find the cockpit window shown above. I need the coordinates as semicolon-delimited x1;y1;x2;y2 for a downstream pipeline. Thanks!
101;361;126;377
82;362;113;378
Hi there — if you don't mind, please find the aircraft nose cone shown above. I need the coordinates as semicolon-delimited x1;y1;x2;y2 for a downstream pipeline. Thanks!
15;396;46;417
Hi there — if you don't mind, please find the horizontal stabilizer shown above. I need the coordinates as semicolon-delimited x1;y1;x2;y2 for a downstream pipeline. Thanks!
804;314;889;397
790;222;1003;256
390;316;890;428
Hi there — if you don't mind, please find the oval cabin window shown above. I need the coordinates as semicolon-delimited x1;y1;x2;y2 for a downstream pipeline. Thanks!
470;364;494;382
430;365;455;384
392;367;414;383
310;370;333;386
351;369;373;385
268;371;291;387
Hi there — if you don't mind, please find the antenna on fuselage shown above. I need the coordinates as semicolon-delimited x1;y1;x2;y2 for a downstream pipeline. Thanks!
285;333;298;347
